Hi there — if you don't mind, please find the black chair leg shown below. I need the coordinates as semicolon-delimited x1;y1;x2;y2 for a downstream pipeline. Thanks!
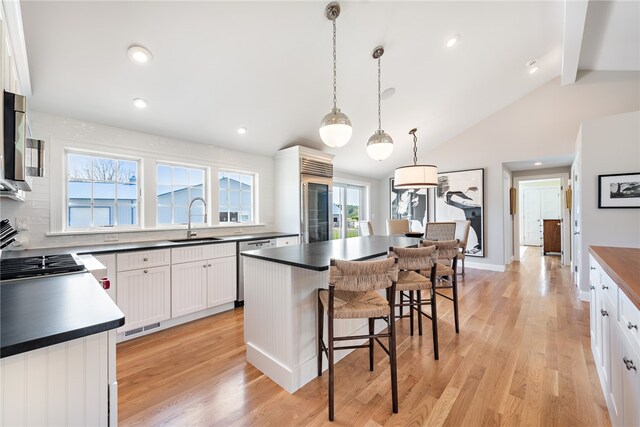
328;313;335;421
389;289;398;413
417;290;423;336
462;258;465;277
431;287;439;360
409;290;414;336
317;291;324;377
368;318;375;371
399;292;404;318
452;275;460;333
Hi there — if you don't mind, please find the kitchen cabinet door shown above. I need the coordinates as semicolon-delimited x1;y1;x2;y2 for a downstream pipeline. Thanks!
171;260;208;318
601;296;612;391
622;335;640;427
609;318;623;427
117;266;171;332
207;256;236;308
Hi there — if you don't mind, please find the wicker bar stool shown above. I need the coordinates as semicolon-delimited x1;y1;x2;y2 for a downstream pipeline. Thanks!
388;245;440;359
317;257;399;421
420;239;460;333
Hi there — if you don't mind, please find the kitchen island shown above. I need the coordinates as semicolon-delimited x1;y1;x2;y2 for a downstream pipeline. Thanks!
241;235;421;393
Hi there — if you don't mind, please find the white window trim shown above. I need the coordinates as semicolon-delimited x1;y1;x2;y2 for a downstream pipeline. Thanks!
64;148;143;232
155;161;210;227
218;168;258;225
332;180;369;239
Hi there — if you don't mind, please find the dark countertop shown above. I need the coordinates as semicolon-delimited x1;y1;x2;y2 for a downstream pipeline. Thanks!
0;232;299;259
241;235;422;271
590;246;640;310
1;272;125;358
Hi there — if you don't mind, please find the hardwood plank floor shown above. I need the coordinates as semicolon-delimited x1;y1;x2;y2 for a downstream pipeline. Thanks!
117;248;610;426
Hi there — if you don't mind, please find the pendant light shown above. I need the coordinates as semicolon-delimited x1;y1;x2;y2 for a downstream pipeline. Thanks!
366;46;394;161
393;128;438;188
319;2;352;148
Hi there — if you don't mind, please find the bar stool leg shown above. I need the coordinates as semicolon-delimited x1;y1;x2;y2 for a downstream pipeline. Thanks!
409;290;414;336
328;313;335;421
417;290;423;336
389;289;399;413
317;291;324;377
452;274;460;333
430;285;439;360
368;318;375;371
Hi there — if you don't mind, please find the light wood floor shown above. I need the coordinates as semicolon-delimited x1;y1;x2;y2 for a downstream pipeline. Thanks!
117;248;610;426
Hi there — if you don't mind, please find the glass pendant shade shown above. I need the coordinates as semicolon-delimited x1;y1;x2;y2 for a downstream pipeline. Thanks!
393;164;438;189
366;130;394;161
319;107;353;148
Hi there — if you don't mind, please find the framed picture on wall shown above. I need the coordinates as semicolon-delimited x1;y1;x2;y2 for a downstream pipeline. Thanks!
435;168;485;257
390;178;428;231
598;172;640;208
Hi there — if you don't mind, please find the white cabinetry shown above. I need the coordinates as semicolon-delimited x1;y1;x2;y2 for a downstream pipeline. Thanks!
116;249;171;333
276;236;299;247
171;242;236;317
590;254;640;427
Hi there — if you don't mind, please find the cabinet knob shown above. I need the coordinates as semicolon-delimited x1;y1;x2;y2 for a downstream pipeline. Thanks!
602;285;609;290
144;270;148;274
203;265;207;268
208;264;212;267
628;322;638;331
623;357;637;372
590;266;596;271
589;285;595;290
600;309;609;317
143;257;149;262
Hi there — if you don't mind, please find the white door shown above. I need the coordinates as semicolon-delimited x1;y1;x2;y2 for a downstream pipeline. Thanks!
522;188;542;246
572;155;581;288
171;260;208;318
207;256;237;308
540;187;561;219
117;266;171;332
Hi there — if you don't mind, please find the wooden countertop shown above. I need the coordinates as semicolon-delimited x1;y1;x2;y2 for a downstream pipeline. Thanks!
590;246;640;310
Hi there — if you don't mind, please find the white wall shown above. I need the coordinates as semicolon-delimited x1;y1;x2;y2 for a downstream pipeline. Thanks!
378;71;640;270
0;111;276;249
577;110;640;293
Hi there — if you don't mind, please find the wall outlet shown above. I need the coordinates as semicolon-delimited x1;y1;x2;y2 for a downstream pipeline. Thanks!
15;217;29;231
104;234;119;242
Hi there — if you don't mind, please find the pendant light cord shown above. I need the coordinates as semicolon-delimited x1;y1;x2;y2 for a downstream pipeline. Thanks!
377;57;382;131
413;132;418;165
332;19;337;110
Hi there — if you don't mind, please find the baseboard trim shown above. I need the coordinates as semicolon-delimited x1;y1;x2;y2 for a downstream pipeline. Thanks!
579;291;590;302
465;262;507;272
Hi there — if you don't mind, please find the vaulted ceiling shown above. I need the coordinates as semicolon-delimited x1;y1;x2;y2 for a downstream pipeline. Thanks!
19;1;639;178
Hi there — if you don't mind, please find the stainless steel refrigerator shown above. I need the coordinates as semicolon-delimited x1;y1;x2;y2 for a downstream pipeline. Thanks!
301;174;332;243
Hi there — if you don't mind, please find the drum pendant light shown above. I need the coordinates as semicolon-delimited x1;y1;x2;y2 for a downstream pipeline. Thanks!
393;128;438;188
366;46;394;161
319;2;352;148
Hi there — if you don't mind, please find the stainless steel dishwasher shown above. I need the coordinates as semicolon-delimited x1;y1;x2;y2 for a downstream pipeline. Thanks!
237;238;276;305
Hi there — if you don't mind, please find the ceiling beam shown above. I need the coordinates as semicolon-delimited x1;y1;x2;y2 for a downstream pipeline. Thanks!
561;0;589;86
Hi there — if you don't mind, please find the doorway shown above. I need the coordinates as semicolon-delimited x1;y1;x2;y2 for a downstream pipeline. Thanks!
332;183;367;239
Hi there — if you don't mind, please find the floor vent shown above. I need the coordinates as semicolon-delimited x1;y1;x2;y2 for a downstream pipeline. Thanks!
124;327;143;337
144;323;161;331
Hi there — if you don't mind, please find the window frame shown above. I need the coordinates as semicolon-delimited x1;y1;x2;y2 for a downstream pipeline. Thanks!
64;149;142;231
332;181;369;240
155;161;209;227
218;169;257;225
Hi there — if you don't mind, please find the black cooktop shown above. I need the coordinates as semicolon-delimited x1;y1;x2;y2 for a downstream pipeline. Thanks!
0;254;86;281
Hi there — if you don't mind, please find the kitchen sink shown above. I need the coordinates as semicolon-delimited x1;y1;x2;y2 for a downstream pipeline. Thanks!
169;237;223;243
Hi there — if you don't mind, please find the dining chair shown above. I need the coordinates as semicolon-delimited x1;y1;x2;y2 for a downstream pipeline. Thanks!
317;257;399;421
454;220;471;276
386;219;410;235
420;239;460;333
424;222;456;241
359;221;374;236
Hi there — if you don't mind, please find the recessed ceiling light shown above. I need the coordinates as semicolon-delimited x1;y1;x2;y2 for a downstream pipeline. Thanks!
237;127;247;135
526;60;538;74
534;161;542;166
446;35;460;48
381;87;396;100
128;45;153;64
133;98;148;109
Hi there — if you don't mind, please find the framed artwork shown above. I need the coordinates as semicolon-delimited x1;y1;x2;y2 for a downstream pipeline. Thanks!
390;178;428;230
435;168;485;257
598;173;640;208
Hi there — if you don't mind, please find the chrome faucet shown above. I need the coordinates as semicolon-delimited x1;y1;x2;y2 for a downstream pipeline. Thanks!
187;197;208;239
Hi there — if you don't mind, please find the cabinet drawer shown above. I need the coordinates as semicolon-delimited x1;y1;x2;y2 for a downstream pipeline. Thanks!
276;236;299;247
117;249;170;271
601;274;619;316
171;243;235;264
620;290;640;351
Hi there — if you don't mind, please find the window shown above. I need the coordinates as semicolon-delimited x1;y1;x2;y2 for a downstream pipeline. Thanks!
332;183;366;239
219;171;255;223
66;152;139;228
157;164;206;225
